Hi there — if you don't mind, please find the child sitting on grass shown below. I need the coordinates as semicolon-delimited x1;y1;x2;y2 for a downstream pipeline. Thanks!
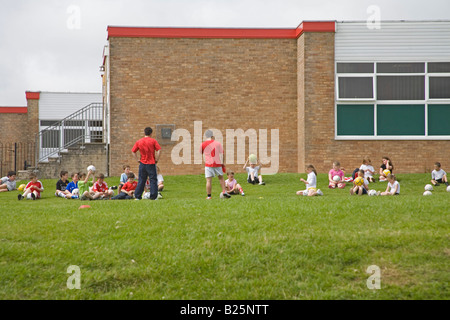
328;161;346;189
297;164;323;196
157;166;164;192
0;171;17;193
360;157;375;183
112;172;137;200
225;171;245;196
379;156;394;181
243;156;265;185
55;170;71;199
92;173;114;200
79;170;96;201
350;169;370;196
18;172;44;200
66;172;79;199
381;174;400;196
431;162;449;187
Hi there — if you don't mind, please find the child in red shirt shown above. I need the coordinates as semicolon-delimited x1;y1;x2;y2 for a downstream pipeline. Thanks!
18;173;44;200
112;172;137;200
93;173;114;200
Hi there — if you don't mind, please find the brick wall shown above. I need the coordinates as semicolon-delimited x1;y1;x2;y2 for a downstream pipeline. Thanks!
109;37;298;177
37;143;108;179
0;111;29;143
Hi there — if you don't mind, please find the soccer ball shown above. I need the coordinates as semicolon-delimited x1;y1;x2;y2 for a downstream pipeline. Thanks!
354;176;364;186
17;184;26;192
302;190;309;196
87;165;96;173
72;188;79;196
368;189;378;196
333;175;341;182
447;185;450;192
220;192;230;199
423;191;432;196
424;184;433;191
383;169;391;176
143;192;151;199
248;154;257;164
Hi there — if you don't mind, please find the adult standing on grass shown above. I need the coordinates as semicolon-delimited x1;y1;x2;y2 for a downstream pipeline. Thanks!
201;130;230;200
132;127;161;200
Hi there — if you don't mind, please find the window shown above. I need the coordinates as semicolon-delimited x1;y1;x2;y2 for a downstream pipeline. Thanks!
428;62;450;73
429;77;450;99
336;105;374;136
338;77;373;99
377;105;425;136
428;105;450;135
90;131;103;143
40;120;58;127
42;130;60;148
336;61;450;139
377;76;425;100
377;63;424;73
64;129;84;145
337;63;374;73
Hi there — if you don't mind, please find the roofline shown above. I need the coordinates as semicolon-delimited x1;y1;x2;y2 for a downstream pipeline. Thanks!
0;107;28;114
107;21;336;40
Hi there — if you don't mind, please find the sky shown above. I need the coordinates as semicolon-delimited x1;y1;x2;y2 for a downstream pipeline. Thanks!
0;0;449;106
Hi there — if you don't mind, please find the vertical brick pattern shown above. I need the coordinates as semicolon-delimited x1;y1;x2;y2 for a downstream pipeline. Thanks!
109;38;298;176
27;99;40;145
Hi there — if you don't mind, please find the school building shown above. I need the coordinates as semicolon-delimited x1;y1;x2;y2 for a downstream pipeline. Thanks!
0;92;103;178
102;20;450;177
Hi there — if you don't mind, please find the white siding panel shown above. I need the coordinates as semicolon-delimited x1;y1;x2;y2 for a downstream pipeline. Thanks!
336;21;450;62
39;92;102;120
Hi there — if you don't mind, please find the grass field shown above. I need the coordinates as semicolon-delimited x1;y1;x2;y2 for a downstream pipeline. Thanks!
0;173;449;300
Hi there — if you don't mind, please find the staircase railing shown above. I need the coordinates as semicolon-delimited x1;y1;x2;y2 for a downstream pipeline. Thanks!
35;103;103;163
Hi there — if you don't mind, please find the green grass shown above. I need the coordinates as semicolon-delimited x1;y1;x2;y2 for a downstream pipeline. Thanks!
0;173;449;300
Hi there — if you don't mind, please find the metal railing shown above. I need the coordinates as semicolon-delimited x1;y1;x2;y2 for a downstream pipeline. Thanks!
35;103;103;163
0;142;35;177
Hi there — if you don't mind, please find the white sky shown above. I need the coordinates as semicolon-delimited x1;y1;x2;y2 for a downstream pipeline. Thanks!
0;0;449;106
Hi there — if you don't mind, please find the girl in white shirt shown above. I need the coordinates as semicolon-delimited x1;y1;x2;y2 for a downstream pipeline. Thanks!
297;165;323;196
381;174;400;196
360;157;375;183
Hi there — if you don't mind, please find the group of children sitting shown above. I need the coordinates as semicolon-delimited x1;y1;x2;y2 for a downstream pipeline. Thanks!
1;157;448;200
1;165;164;201
296;157;449;197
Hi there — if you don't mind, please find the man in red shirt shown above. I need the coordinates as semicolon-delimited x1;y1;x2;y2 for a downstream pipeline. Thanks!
132;127;161;200
201;130;230;199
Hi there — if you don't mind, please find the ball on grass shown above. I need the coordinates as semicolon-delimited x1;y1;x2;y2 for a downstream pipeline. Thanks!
424;184;433;191
423;191;432;196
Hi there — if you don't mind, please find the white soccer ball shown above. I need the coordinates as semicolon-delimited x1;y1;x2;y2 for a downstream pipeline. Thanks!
143;192;151;199
333;175;341;182
87;165;96;173
368;189;378;196
72;188;79;196
423;191;432;196
447;185;450;192
27;193;33;200
110;190;114;196
303;190;309;196
424;184;433;191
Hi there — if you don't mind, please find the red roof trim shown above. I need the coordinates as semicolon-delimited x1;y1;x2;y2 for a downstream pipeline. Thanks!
107;22;335;40
26;91;40;100
0;107;28;114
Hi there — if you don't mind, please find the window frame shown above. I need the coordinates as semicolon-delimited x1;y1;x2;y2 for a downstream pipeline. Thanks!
335;61;450;140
